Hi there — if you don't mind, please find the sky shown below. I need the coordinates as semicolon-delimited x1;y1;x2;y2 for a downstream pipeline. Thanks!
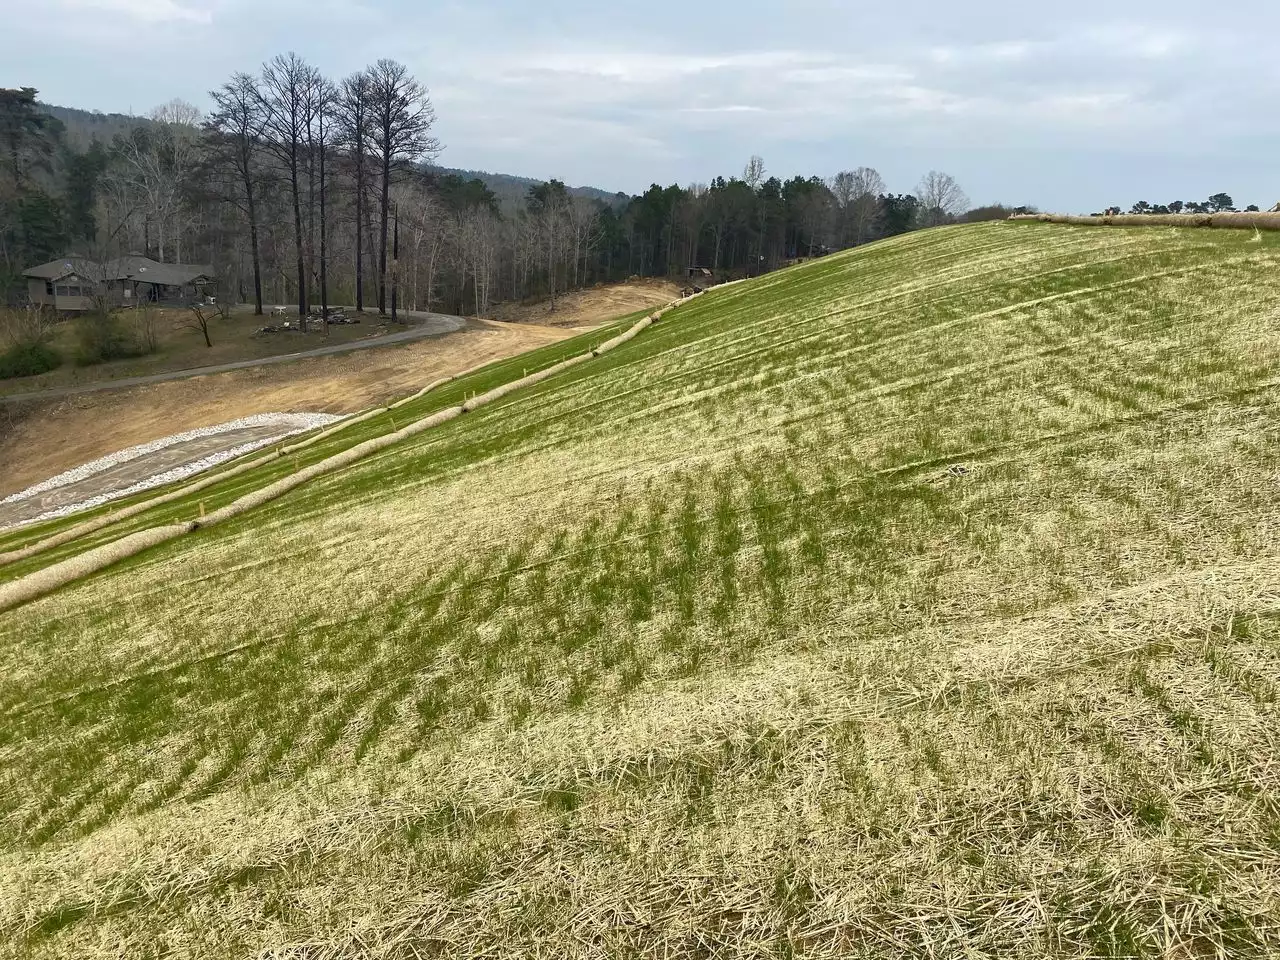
3;0;1279;211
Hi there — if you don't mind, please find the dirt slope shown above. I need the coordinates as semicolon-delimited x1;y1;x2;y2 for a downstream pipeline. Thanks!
0;320;572;497
489;279;681;327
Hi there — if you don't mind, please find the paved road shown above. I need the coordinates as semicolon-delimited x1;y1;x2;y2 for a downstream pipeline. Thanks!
0;310;466;405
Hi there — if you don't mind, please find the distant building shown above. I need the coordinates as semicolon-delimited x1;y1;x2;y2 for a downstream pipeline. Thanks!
685;266;716;292
22;255;216;312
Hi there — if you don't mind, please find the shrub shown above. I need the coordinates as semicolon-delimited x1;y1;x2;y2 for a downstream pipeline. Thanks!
0;341;62;379
73;311;149;366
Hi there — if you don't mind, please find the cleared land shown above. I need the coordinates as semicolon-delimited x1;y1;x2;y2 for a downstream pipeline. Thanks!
489;277;683;327
0;320;573;498
0;306;466;396
2;223;1280;957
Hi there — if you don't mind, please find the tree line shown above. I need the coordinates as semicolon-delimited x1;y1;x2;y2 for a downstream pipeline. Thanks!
1101;194;1262;217
2;69;1009;324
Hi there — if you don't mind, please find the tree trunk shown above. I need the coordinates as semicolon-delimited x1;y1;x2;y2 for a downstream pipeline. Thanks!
289;138;307;326
354;149;364;312
306;134;316;316
246;181;263;315
319;116;329;327
377;149;390;315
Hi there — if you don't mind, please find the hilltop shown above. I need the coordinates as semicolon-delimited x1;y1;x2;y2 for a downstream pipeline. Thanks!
2;221;1279;957
37;102;622;204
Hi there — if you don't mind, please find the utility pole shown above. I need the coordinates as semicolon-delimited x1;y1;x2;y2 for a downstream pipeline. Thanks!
390;202;400;323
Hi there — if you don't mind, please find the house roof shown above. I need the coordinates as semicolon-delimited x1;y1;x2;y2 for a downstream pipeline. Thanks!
104;256;215;286
22;257;105;282
22;256;215;286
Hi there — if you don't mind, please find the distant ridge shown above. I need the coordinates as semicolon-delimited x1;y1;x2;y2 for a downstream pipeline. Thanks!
36;102;625;206
427;166;626;208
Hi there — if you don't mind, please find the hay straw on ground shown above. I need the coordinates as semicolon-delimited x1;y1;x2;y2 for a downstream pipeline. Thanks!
2;368;476;567
388;376;455;411
0;303;690;612
199;407;466;527
0;524;192;612
592;316;654;356
1011;211;1280;230
460;356;589;412
0;452;284;568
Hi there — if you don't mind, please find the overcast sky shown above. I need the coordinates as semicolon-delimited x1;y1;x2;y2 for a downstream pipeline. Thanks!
4;0;1278;210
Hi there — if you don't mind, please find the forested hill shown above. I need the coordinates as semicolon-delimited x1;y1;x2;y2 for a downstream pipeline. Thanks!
39;103;622;207
428;167;625;210
39;103;139;150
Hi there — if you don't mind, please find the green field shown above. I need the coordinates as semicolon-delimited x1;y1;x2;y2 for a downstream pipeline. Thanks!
2;221;1279;957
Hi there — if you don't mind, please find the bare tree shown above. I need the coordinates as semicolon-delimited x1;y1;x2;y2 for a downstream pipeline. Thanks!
308;75;337;323
111;100;201;262
151;98;202;128
396;180;446;311
335;71;373;312
455;206;500;316
527;180;569;311
831;167;885;246
259;52;316;324
917;170;969;227
744;156;767;269
204;74;269;314
366;59;441;316
183;301;230;348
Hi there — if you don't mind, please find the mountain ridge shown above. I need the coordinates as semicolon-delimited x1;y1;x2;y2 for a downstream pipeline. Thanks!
38;102;623;204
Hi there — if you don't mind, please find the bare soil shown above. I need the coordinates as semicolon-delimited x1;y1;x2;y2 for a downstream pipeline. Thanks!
0;320;573;498
488;279;682;328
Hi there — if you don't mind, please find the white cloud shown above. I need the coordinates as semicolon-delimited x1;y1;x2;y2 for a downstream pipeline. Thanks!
58;0;213;23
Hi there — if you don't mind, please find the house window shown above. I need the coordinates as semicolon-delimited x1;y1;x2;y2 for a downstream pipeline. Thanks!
45;281;54;295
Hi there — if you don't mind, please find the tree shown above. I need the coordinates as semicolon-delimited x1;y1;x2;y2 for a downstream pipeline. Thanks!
0;87;52;193
1207;193;1235;213
110;100;201;262
260;52;316;323
742;156;768;269
335;71;373;312
183;301;229;348
366;59;441;317
308;74;337;322
527;179;569;310
830;167;884;245
916;171;968;227
0;88;60;288
204;73;270;314
63;142;109;243
395;177;446;311
880;194;919;237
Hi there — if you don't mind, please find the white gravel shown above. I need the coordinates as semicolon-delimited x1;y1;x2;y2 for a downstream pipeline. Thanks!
2;412;343;528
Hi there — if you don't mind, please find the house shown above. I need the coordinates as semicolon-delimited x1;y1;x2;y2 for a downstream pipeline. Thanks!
22;255;216;312
22;257;104;313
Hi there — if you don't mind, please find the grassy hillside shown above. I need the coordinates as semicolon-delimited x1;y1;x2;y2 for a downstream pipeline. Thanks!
2;221;1279;957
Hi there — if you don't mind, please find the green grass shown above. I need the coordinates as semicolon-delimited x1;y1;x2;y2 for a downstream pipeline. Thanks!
0;312;642;572
2;222;1280;957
